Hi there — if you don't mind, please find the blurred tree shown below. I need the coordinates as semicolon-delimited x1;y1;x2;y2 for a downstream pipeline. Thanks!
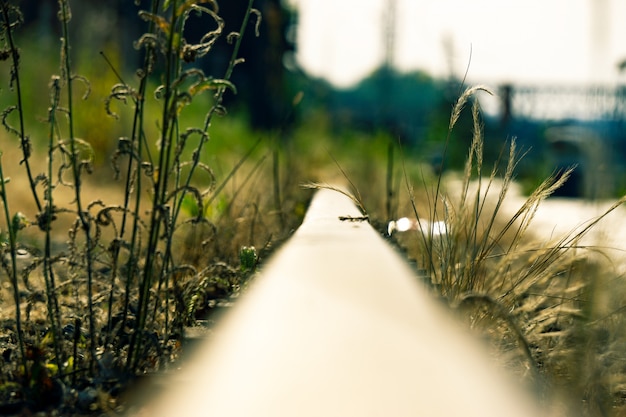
328;68;444;145
18;0;296;131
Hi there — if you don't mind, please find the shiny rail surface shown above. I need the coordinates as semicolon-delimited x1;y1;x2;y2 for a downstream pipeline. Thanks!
136;188;547;417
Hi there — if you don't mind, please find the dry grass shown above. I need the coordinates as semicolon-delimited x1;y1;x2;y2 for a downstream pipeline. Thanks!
384;85;626;416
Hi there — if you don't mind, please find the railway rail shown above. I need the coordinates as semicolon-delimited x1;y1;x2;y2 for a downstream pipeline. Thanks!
135;188;549;417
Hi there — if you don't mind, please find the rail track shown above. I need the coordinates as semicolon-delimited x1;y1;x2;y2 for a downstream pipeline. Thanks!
134;188;549;417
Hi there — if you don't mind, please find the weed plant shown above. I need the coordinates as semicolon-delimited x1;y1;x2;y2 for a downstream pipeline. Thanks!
2;1;623;415
389;85;626;416
0;0;304;414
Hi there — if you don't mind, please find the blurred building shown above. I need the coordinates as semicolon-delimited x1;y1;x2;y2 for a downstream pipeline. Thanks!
491;83;626;198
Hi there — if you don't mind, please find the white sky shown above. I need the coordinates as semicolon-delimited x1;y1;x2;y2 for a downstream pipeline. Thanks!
289;0;626;88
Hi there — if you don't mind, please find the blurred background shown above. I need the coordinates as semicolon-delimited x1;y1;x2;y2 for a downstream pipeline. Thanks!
12;0;626;198
292;0;626;199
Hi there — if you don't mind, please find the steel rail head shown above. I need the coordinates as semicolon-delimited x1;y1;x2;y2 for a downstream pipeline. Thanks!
133;188;554;417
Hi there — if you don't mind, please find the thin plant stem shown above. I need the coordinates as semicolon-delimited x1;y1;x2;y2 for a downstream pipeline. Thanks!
130;0;186;371
0;1;42;212
58;0;96;372
386;140;395;221
203;0;256;132
117;0;160;354
42;76;64;374
0;157;26;377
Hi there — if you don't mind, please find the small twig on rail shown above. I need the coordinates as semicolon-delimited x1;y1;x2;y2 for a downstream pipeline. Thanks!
338;215;369;222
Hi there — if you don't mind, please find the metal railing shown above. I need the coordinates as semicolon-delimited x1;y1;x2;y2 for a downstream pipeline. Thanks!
503;83;626;121
134;188;549;417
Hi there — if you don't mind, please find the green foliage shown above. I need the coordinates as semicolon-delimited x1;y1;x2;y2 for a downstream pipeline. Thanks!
0;0;299;413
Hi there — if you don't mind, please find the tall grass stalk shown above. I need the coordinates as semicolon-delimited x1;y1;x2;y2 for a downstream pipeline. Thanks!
386;140;396;220
399;84;626;413
126;0;256;372
57;0;99;373
43;75;63;379
405;85;576;299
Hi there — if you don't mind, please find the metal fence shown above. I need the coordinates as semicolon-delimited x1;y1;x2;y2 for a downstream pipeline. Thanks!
501;83;626;121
